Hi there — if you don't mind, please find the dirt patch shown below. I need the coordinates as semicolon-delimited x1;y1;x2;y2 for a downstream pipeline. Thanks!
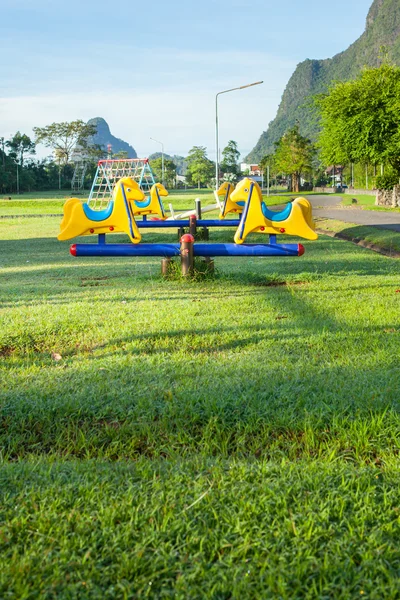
254;280;309;288
0;346;15;357
80;276;113;287
80;276;112;281
254;280;287;287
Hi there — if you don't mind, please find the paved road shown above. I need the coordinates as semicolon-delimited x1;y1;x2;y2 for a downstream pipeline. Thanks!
305;195;400;233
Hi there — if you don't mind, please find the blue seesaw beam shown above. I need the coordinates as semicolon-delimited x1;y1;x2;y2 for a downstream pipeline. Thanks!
70;243;305;258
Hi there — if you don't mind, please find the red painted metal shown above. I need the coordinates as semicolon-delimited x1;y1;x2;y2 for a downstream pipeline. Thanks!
180;233;195;243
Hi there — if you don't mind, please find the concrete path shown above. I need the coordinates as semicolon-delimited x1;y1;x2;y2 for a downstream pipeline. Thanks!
305;195;400;233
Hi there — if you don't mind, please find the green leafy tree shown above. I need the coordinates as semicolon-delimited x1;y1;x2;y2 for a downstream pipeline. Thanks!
33;120;96;165
112;151;129;160
185;146;214;189
6;132;35;166
259;154;275;190
274;125;315;192
259;154;274;174
150;158;177;188
220;140;240;178
317;64;400;177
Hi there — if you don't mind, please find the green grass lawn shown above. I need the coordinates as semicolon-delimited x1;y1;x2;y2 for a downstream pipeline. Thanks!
0;189;288;218
1;208;400;597
340;194;400;213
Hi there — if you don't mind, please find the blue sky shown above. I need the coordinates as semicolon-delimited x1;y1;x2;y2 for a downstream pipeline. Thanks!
0;0;372;160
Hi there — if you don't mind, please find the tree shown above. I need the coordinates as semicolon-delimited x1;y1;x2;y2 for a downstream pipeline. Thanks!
150;157;177;188
220;140;240;178
6;132;35;167
259;154;275;190
274;125;315;192
185;146;214;189
112;151;129;160
317;64;400;176
33;120;96;165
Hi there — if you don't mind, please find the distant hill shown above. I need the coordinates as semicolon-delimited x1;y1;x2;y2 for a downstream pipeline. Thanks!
87;117;137;158
247;0;400;161
148;152;187;175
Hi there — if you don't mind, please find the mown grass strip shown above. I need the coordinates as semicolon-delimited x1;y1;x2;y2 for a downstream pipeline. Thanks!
1;458;400;599
316;217;400;256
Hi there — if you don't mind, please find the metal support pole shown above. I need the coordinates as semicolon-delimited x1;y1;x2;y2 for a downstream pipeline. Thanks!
150;137;165;185
267;165;270;197
180;234;194;276
161;258;172;277
161;146;164;186
215;81;263;190
204;257;214;273
215;94;219;190
189;214;197;238
195;198;202;219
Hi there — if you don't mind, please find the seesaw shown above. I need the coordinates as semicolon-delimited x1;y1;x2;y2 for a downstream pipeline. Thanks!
59;177;318;276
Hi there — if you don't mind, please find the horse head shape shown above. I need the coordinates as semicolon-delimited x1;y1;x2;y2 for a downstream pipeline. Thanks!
58;177;145;243
232;177;318;244
218;180;245;219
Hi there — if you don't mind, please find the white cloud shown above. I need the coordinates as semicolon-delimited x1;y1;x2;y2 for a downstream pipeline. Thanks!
0;48;296;160
0;88;278;158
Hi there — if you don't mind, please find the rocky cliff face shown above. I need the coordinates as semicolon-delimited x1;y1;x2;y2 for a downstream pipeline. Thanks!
247;0;400;161
88;117;137;158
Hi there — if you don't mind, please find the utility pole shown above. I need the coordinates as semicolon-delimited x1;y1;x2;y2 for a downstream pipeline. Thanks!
150;137;165;185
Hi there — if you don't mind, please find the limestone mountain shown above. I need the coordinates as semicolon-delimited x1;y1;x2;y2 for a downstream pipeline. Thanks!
87;117;137;158
247;0;400;161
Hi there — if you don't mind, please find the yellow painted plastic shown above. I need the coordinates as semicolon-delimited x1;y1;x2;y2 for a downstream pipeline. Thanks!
132;183;168;219
58;177;144;244
233;177;318;244
218;181;243;219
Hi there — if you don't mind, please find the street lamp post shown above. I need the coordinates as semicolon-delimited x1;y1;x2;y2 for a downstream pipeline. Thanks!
215;81;263;190
150;137;165;185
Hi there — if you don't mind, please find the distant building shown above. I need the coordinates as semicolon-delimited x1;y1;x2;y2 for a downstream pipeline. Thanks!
240;163;261;176
325;165;344;184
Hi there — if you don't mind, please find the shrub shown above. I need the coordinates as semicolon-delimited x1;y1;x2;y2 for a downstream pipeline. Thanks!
376;173;399;190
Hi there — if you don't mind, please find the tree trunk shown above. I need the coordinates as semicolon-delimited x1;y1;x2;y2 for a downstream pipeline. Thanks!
292;173;300;193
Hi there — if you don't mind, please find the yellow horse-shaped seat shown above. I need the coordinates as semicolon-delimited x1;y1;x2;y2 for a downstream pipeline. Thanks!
233;177;318;244
217;182;241;219
132;182;168;219
58;177;145;244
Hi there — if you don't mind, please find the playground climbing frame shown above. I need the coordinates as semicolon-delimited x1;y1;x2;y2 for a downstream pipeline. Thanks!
88;158;156;210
